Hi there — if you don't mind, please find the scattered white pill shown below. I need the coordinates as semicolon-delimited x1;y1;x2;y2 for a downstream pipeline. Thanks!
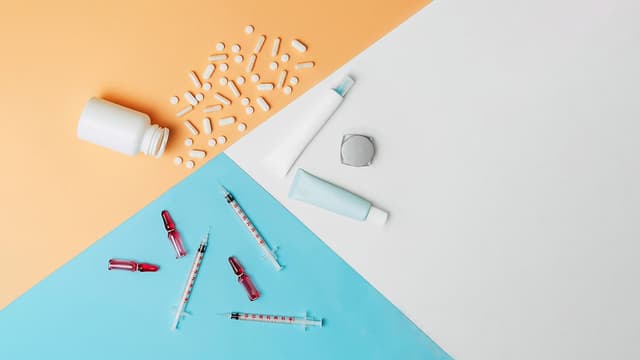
202;64;215;80
277;70;287;88
289;76;299;85
283;86;292;95
169;96;179;105
203;104;223;113
256;96;270;111
176;105;193;117
185;160;195;169
250;74;260;82
183;120;199;135
295;61;315;70
271;37;281;57
254;35;266;53
195;93;204;102
202;117;212;134
231;44;241;53
236;76;246;85
184;138;194;146
246;54;257;72
189;71;202;89
245;25;255;34
245;106;254;115
207;138;217;147
217;136;227;144
237;123;247;132
214;93;231;105
215;42;225;51
257;83;274;91
269;61;278;71
189;149;206;159
280;53;290;62
184;91;198;106
228;80;241;97
291;39;307;53
208;54;228;62
234;55;244;64
202;82;212;91
218;116;236;126
219;76;228;86
220;63;229;72
173;156;183;166
241;97;250;106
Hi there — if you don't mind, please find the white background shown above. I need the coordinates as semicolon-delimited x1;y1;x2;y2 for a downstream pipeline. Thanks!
228;1;640;358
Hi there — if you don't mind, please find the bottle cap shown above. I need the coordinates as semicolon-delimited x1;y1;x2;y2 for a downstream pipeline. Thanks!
365;206;388;226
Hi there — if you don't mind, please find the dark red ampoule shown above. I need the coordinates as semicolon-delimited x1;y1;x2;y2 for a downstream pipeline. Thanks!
161;210;187;258
108;259;159;272
228;256;260;301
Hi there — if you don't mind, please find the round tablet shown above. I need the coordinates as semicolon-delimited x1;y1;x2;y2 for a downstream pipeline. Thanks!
215;42;225;51
217;136;227;144
219;77;228;86
283;86;292;95
173;156;183;166
244;25;254;34
185;160;195;169
195;93;204;101
234;55;244;63
207;138;217;147
202;82;212;91
289;76;299;85
269;61;278;71
280;54;290;62
231;44;241;53
169;96;179;104
220;63;229;72
245;106;254;115
184;138;194;146
236;76;246;85
250;74;260;83
237;123;247;132
241;97;250;106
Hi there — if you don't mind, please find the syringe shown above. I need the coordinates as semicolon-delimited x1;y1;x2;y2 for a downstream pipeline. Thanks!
218;312;323;329
171;230;209;330
220;186;283;271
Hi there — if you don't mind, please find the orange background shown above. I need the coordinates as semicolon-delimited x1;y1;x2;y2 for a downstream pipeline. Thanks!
0;0;430;308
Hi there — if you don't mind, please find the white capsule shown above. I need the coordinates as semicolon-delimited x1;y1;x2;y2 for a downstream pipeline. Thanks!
283;86;292;95
231;44;241;53
218;116;236;126
202;64;215;80
245;25;255;34
189;71;202;88
291;39;307;53
236;76;246;85
203;104;223;113
173;156;183;166
280;53;290;62
257;83;274;91
237;123;247;132
228;80;241;97
207;138;217;147
202;117;212;134
208;54;228;62
195;93;204;102
277;70;287;88
250;74;260;83
256;96;270;111
176;105;193;117
185;160;195;169
189;149;206;159
254;35;266;53
183;120;199;135
217;136;227;144
184;91;198;106
220;63;229;72
245;106;254;115
246;54;257;72
214;93;231;105
272;37;281;57
202;82;212;91
234;55;244;64
219;77;228;86
289;76;299;85
241;97;250;106
215;42;225;51
184;138;194;146
169;96;179;105
295;61;315;70
269;61;278;71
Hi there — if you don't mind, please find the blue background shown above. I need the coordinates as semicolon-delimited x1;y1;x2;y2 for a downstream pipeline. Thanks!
0;154;450;360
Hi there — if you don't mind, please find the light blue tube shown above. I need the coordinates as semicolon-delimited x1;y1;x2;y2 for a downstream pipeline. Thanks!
289;169;388;225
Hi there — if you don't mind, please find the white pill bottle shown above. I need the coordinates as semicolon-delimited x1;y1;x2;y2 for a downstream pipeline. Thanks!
77;97;169;158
